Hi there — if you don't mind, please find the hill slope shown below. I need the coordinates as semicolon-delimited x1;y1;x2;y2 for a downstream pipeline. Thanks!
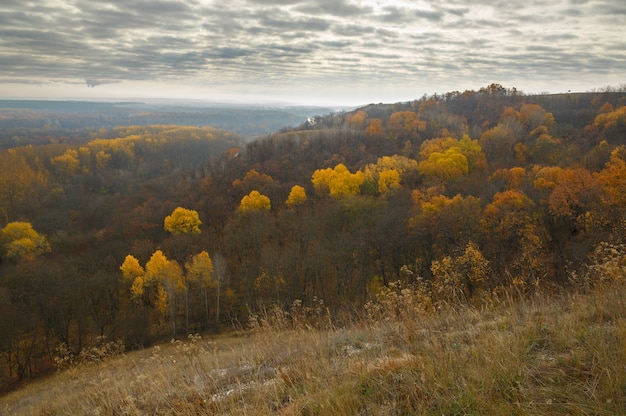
1;278;625;415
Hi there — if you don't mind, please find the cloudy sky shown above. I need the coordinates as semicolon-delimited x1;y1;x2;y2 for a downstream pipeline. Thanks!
1;0;624;106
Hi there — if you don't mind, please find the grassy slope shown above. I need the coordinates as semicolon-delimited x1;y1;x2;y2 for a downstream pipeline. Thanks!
1;282;625;416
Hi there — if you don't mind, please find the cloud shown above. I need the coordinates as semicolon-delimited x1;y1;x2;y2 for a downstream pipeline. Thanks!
0;0;624;104
85;79;116;88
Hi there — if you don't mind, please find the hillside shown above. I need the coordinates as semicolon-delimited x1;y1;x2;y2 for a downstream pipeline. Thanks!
0;100;341;147
1;277;624;415
1;84;626;393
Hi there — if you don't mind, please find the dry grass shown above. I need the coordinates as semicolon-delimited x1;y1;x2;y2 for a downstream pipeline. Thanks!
1;281;626;415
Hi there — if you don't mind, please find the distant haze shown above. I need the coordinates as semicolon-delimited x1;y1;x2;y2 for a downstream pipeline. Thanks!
1;0;624;106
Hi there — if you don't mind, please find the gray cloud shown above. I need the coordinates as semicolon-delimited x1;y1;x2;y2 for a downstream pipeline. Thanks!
0;0;624;104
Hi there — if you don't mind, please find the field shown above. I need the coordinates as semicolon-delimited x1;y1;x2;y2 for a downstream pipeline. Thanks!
1;279;625;416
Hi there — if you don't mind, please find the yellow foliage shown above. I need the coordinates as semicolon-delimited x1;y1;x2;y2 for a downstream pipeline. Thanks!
1;221;50;261
420;135;485;173
51;149;80;176
186;251;214;286
95;150;111;170
155;286;168;314
162;260;185;293
286;185;307;207
164;207;202;235
144;250;169;285
240;190;271;212
431;241;490;304
418;137;458;159
378;169;401;194
130;276;145;299
418;147;469;181
532;166;563;190
120;255;144;281
311;163;364;197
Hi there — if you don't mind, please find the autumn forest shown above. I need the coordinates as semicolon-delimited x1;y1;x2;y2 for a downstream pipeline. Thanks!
1;84;626;390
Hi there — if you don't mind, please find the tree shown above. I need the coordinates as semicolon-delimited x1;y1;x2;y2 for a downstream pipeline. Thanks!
479;124;516;167
286;185;307;208
409;192;482;267
240;190;271;212
378;169;401;194
418;147;469;183
124;250;185;337
232;169;274;196
365;119;384;138
120;255;144;283
346;110;367;129
585;105;626;144
164;207;202;235
431;241;490;304
548;167;602;232
0;153;48;223
386;111;425;142
362;155;420;194
311;163;364;197
50;149;80;177
185;251;214;328
0;222;50;262
597;148;626;212
481;190;547;286
489;167;527;191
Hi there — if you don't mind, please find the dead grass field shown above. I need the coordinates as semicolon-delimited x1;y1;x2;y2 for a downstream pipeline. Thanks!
1;281;625;415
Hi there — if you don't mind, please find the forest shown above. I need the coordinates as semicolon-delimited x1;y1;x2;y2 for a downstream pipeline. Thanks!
1;84;625;391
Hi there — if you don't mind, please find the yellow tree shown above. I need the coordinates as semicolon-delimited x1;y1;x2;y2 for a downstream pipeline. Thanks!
362;155;419;194
185;251;214;327
0;222;50;262
378;169;401;194
50;149;80;177
240;190;271;212
120;255;144;283
120;254;147;302
144;250;184;337
418;147;469;182
164;207;202;235
286;185;307;208
420;135;486;174
311;163;364;197
121;250;184;336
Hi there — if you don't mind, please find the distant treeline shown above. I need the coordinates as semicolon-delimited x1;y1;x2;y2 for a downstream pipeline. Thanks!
0;101;339;146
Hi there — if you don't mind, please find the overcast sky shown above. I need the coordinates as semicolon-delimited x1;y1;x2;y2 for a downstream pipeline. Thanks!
1;0;624;106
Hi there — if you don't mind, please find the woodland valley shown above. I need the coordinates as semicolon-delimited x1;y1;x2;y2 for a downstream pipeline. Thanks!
1;84;626;414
